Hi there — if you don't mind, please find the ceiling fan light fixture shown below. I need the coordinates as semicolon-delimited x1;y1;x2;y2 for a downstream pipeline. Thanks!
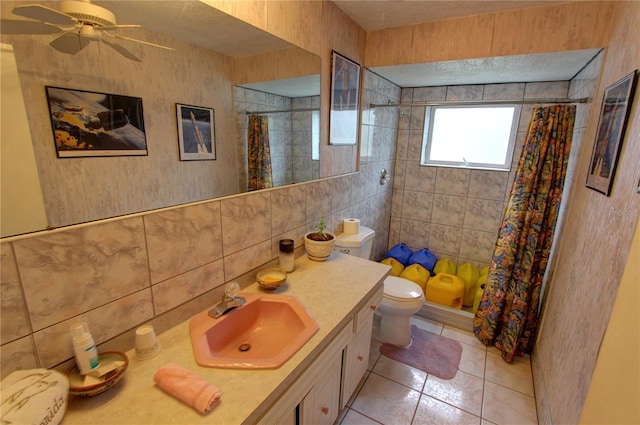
59;1;117;27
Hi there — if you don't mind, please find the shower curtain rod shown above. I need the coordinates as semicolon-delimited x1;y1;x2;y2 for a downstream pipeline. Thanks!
245;107;319;115
370;97;590;108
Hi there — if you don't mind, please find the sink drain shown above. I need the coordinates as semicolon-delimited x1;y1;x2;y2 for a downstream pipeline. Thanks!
238;343;251;352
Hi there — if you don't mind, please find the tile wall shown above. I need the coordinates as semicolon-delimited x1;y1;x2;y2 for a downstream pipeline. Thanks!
389;81;574;268
233;87;320;190
0;70;398;379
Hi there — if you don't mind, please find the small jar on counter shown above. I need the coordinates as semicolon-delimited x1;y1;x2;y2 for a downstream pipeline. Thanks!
279;239;295;273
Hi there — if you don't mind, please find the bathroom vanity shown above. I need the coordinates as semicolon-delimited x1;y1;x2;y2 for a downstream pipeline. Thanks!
61;253;389;424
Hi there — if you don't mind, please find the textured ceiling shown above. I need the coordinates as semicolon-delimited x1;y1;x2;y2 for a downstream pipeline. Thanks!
332;0;568;31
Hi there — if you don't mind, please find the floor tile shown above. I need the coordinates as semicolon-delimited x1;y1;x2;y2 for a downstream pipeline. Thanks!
484;352;534;396
372;355;427;392
458;343;487;379
351;373;421;424
423;370;484;416
339;408;382;424
442;325;487;350
410;315;444;334
413;394;481;425
482;381;537;425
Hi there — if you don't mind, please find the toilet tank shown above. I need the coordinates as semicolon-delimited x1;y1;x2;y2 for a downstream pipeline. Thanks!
335;226;376;259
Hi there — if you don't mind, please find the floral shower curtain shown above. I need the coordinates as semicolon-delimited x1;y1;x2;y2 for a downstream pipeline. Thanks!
247;115;273;190
474;104;576;363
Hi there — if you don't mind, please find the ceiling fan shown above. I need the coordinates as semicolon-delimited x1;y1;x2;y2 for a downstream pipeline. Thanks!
0;1;173;62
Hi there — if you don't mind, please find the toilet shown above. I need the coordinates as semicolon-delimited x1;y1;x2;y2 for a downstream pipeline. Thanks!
335;226;425;347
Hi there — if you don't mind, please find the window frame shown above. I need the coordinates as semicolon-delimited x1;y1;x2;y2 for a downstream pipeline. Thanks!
421;103;521;171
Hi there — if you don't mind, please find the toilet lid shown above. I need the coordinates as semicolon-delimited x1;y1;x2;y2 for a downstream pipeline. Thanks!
383;276;424;301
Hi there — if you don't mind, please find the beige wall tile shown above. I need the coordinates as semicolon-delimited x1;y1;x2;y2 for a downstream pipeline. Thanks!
145;201;223;284
1;243;31;344
13;218;149;331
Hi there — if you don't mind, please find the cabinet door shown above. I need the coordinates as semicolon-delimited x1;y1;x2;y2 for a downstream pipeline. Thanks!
342;288;381;407
303;353;341;425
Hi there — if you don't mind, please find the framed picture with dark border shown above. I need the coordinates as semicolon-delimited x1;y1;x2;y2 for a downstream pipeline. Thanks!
586;70;638;196
329;50;361;145
176;103;216;161
45;86;147;157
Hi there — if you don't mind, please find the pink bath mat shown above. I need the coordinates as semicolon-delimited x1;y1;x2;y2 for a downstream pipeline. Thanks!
380;325;463;379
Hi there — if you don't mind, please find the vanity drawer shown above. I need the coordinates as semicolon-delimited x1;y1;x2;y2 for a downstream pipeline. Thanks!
354;286;383;334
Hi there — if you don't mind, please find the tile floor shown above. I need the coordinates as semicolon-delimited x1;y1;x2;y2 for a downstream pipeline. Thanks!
337;316;538;425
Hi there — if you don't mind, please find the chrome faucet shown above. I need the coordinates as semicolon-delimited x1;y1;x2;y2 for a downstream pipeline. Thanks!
208;282;246;319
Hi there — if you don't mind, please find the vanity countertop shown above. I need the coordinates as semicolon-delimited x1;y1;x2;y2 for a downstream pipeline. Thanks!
62;253;390;424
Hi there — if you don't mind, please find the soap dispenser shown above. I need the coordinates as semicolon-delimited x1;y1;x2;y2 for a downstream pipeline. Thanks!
70;322;100;375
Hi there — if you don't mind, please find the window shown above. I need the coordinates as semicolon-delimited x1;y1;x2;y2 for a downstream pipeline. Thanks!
421;104;521;171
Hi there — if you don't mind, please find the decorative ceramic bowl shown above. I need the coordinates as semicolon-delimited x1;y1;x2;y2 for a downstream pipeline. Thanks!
257;269;287;290
66;351;129;396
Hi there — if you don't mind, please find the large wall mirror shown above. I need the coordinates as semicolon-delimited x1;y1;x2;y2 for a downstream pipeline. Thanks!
0;1;321;238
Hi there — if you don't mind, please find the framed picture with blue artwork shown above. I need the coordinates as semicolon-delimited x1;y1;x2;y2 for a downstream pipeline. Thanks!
176;103;216;161
586;70;637;196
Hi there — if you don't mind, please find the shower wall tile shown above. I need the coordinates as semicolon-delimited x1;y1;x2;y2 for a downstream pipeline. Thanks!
393;159;407;190
431;194;467;227
407;129;424;160
409;106;426;130
402;191;434;223
400;219;431;251
220;191;271;255
404;161;437;192
446;85;484;100
152;259;225;315
33;289;154;368
464;199;504;233
271;184;306;236
401;88;414;103
1;243;31;344
483;83;526;100
13;217;149;331
428;224;463;257
435;168;471;196
468;170;510;201
524;81;569;99
1;337;37;380
459;229;496;264
145;201;223;284
413;86;447;102
395;129;410;160
391;189;404;217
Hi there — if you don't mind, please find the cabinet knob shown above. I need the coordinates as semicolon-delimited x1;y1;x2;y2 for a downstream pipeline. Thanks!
370;305;377;311
321;406;329;415
357;355;364;361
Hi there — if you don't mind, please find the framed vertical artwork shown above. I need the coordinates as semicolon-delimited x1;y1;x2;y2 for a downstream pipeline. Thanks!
45;86;147;157
329;51;361;145
586;70;638;196
176;103;216;161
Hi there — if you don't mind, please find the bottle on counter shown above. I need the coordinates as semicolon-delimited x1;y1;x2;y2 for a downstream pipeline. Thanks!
70;321;100;375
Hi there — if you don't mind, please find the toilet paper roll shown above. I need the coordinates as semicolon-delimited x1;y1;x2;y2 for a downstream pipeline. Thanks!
344;218;360;234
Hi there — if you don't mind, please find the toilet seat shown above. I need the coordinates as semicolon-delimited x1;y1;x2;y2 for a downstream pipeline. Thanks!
383;276;424;302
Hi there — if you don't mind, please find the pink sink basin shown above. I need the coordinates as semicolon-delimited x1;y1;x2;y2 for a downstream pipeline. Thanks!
189;293;319;369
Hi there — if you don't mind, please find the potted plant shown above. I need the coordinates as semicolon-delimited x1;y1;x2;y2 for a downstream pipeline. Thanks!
304;210;336;261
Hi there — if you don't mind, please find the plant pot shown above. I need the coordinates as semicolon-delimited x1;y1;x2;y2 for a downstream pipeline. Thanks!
304;231;336;262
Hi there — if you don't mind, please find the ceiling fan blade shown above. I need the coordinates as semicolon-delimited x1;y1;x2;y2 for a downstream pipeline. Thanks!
103;32;174;51
101;37;141;62
50;32;89;55
0;19;61;35
12;4;76;26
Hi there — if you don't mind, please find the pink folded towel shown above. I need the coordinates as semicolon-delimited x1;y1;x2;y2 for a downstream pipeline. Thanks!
153;362;221;414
